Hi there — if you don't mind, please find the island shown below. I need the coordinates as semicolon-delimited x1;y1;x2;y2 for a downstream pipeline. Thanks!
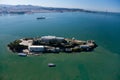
7;36;97;55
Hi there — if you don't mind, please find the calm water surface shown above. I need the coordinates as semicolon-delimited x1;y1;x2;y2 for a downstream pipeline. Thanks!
0;12;120;80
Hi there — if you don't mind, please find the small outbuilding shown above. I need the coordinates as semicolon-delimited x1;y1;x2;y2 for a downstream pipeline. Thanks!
65;48;72;53
80;45;90;48
80;45;91;51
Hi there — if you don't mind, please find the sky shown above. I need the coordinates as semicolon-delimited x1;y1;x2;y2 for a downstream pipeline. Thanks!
0;0;120;12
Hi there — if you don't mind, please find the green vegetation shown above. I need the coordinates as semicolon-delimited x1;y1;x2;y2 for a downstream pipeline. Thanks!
8;40;27;52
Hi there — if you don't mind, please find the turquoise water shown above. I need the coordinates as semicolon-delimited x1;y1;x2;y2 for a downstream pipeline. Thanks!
0;12;120;80
0;12;120;53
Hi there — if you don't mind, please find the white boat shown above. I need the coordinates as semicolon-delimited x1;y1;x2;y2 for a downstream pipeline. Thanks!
48;63;56;67
18;53;27;57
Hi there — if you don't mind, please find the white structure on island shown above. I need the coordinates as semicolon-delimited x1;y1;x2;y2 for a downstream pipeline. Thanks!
41;36;65;43
28;46;45;52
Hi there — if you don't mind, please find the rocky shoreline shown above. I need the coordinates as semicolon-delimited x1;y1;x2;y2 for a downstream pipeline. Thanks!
8;36;97;55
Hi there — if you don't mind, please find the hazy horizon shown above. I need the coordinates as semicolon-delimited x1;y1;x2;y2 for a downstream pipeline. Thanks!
0;0;120;12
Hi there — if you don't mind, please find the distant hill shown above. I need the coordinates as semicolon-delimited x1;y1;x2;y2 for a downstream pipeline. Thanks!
0;4;120;15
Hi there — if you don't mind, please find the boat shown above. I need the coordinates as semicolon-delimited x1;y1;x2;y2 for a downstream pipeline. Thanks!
48;63;56;67
36;16;46;20
18;53;27;57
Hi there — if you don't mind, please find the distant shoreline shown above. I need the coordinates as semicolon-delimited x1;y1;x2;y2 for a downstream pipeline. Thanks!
0;4;120;15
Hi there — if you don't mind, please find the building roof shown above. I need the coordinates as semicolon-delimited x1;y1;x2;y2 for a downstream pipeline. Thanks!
80;45;90;48
41;36;64;40
41;36;56;39
56;37;64;40
18;53;27;56
29;45;44;48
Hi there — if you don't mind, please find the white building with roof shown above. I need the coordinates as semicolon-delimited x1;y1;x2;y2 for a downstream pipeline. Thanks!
41;36;65;43
28;45;45;52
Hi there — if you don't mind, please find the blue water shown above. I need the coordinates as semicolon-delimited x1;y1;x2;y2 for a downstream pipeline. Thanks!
0;12;120;80
0;12;120;54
